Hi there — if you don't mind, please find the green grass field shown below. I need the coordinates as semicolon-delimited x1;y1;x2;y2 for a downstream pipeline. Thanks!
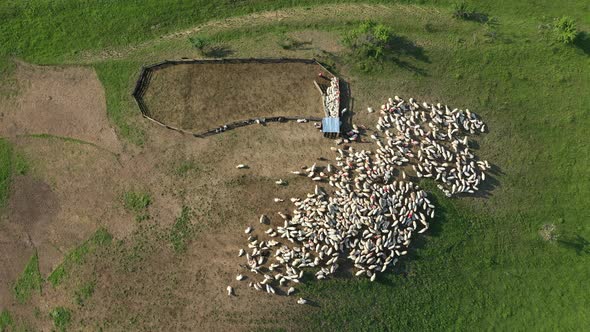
0;140;13;209
1;0;588;330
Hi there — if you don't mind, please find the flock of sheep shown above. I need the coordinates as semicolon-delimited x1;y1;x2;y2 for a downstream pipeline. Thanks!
323;77;340;118
227;96;490;304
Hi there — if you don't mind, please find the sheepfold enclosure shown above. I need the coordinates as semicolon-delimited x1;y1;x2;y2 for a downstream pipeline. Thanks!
133;58;342;137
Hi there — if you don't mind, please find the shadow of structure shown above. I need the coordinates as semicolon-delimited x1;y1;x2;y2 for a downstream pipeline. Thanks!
338;79;354;133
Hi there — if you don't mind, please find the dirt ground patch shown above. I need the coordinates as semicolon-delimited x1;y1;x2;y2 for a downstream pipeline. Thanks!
0;136;128;312
12;136;131;255
0;59;336;330
52;122;333;331
0;174;57;305
0;62;121;152
7;176;58;230
0;218;35;309
142;62;329;132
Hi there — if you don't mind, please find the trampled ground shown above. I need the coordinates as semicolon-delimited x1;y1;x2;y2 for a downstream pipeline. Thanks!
0;60;334;331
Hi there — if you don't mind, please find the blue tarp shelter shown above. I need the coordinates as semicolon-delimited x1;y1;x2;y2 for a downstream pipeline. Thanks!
322;117;340;138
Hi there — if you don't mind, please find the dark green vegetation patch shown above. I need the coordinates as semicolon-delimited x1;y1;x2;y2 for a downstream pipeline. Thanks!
170;206;193;253
48;228;112;286
123;191;152;222
123;191;151;212
94;62;146;146
342;21;395;72
554;16;581;44
0;139;29;208
13;251;43;304
74;281;96;307
0;310;13;332
172;158;203;178
49;307;71;332
0;139;11;208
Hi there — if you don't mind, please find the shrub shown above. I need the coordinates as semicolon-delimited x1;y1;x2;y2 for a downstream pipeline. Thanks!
342;21;393;60
342;21;394;71
553;16;579;44
189;36;212;54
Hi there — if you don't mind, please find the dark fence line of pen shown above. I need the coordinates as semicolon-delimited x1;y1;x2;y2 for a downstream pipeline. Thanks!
131;58;337;138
